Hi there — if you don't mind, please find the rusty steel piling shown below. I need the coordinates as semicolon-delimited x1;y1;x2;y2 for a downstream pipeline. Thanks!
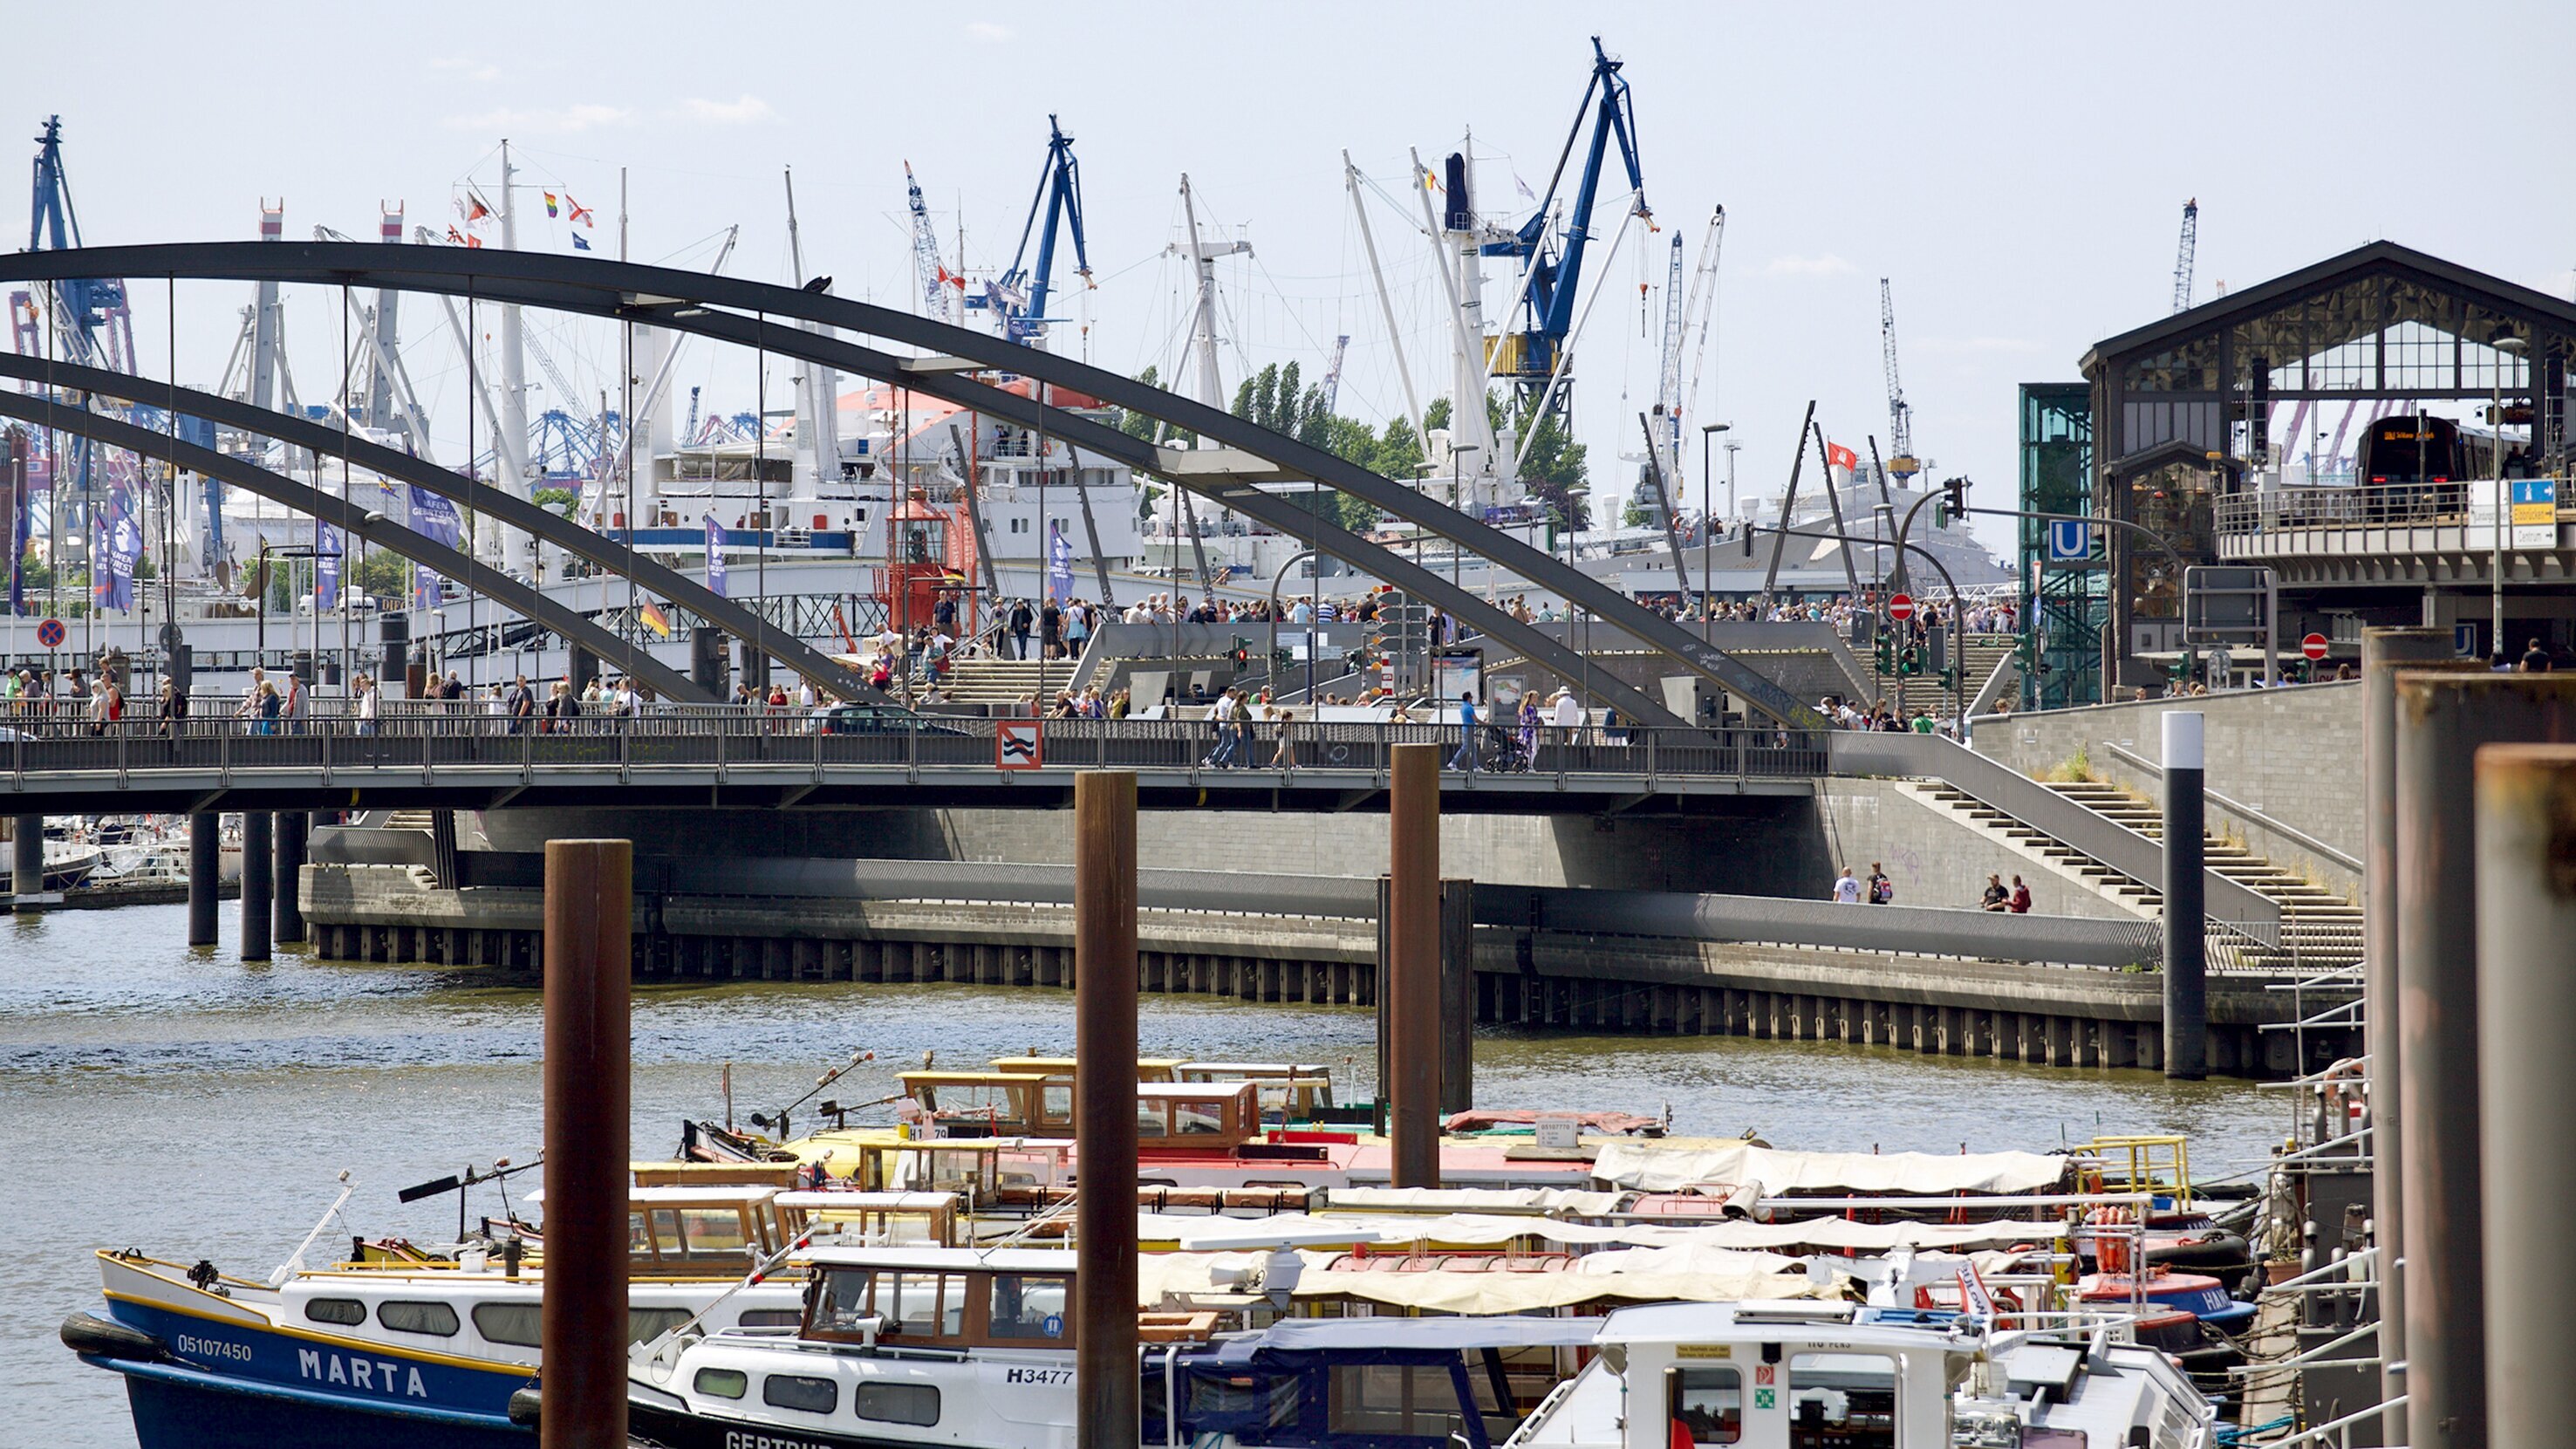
541;837;632;1449
1073;772;1138;1449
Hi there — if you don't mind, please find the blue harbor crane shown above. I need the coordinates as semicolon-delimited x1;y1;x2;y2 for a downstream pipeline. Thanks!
19;115;146;547
1484;38;1650;408
967;116;1092;347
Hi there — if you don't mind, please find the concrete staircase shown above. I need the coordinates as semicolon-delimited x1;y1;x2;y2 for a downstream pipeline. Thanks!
1857;633;2017;718
940;657;1078;706
1900;776;2361;968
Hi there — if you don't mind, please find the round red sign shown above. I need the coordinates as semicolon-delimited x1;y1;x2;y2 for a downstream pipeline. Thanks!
2302;632;2329;661
35;618;65;649
1887;594;1915;622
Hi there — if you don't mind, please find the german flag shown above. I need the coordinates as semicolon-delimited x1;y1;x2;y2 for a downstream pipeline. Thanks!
639;599;673;639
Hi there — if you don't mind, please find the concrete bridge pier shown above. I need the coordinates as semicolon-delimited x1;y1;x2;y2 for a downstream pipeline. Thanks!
273;811;307;945
10;814;42;910
240;811;273;962
187;812;221;945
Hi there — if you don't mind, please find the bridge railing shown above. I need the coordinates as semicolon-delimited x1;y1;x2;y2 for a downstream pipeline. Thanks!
4;704;1832;784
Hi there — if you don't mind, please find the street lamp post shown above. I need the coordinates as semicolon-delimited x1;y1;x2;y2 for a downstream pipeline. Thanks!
1448;445;1479;597
2494;336;2526;662
1700;424;1731;641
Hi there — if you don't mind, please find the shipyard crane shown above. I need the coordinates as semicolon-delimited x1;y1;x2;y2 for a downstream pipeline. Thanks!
1484;36;1650;412
1316;333;1351;417
1880;278;1917;484
904;162;956;325
971;117;1093;347
2171;198;2198;313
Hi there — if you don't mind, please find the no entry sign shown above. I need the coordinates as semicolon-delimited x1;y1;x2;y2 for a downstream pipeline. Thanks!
2302;632;2329;661
1887;594;1915;622
34;618;65;649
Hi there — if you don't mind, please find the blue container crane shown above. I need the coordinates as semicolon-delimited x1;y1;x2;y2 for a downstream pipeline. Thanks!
1484;38;1650;404
969;116;1092;346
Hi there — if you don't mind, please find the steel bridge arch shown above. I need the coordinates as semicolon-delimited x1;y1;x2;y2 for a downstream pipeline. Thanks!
0;352;876;702
6;243;1821;728
0;389;708;701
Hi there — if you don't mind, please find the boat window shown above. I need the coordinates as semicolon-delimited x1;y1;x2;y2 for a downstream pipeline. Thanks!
878;1272;968;1336
1175;1101;1227;1135
377;1301;461;1337
738;1309;803;1329
1137;1100;1169;1138
815;1268;878;1336
988;1274;1070;1340
1329;1364;1466;1438
648;1206;754;1260
763;1373;839;1415
1041;1085;1072;1124
472;1302;543;1348
1667;1365;1743;1446
304;1298;366;1327
694;1368;748;1400
854;1382;941;1426
628;1211;652;1255
1787;1353;1898;1448
630;1308;694;1344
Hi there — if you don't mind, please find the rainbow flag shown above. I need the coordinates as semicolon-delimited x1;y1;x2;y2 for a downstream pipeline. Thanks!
639;599;673;639
543;190;559;218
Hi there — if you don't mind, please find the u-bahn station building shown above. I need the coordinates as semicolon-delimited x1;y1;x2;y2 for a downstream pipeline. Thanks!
2019;240;2575;706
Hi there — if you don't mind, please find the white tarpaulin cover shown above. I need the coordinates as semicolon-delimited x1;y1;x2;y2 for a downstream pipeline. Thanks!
1320;1186;1630;1217
1139;1212;2063;1254
1591;1141;2072;1196
1134;1250;1819;1314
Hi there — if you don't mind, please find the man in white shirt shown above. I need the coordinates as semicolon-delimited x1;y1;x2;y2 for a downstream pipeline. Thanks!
1831;866;1862;904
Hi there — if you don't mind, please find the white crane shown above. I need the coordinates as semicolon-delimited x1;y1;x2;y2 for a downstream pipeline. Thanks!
1317;333;1350;418
905;161;955;325
1652;231;1687;486
1677;204;1725;457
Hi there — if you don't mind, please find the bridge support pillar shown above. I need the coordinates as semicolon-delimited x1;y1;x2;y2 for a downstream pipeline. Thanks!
274;811;307;945
10;815;43;910
1438;878;1474;1113
691;627;729;698
188;812;221;945
240;811;273;962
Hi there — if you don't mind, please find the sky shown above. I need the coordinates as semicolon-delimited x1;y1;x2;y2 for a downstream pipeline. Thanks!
14;0;2574;559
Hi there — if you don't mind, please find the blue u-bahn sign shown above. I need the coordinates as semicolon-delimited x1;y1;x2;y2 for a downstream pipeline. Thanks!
2046;518;2093;564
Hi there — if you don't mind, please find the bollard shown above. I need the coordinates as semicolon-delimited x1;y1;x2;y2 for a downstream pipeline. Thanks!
2160;712;2205;1080
542;838;632;1449
2360;627;2467;1438
1073;773;1138;1449
10;814;42;909
2473;745;2576;1449
187;812;221;946
2393;672;2576;1449
1387;743;1441;1188
239;811;272;963
273;810;306;945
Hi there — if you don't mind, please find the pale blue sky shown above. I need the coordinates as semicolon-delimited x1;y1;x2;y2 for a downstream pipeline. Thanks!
16;0;2573;556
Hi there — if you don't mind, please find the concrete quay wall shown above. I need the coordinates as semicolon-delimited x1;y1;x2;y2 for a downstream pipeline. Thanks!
302;865;2335;1077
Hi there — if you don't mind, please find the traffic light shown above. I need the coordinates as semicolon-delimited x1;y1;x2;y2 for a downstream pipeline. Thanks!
1229;636;1252;668
1933;476;1970;529
1897;646;1923;676
1875;636;1895;673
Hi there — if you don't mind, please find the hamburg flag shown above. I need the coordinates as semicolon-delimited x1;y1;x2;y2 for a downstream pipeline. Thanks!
1824;441;1859;473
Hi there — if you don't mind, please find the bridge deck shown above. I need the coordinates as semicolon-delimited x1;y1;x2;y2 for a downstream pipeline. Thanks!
2;712;1822;814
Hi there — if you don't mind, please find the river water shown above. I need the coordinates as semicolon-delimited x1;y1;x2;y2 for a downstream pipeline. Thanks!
3;903;2290;1448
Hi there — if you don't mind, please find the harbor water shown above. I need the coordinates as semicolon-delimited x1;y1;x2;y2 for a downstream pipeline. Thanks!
3;902;2290;1449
